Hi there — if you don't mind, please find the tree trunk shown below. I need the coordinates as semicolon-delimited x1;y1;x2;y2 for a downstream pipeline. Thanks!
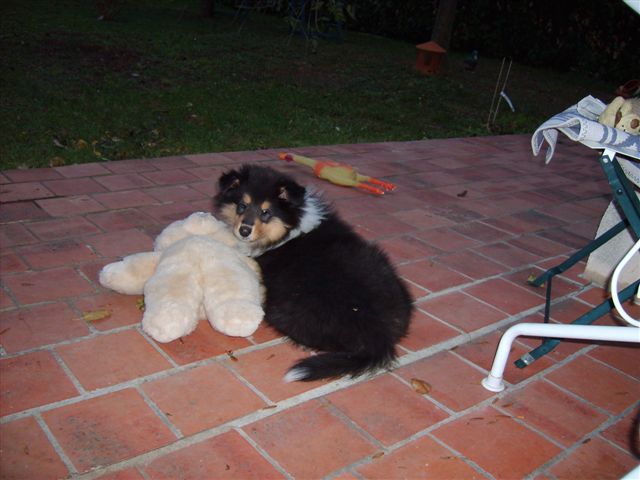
430;0;458;51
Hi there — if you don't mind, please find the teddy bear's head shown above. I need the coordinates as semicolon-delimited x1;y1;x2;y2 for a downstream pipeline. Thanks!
598;96;640;135
154;212;238;251
618;114;640;135
598;96;625;127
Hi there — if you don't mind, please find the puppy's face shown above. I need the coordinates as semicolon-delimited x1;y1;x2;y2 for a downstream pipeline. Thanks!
219;191;288;245
214;165;306;253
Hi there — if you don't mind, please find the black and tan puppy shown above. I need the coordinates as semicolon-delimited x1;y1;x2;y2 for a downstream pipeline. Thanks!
214;164;413;382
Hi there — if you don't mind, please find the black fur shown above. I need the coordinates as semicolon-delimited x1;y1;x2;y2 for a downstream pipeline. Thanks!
214;165;413;381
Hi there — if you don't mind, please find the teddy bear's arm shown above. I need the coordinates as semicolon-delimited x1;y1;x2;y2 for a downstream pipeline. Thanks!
242;256;266;304
99;251;161;295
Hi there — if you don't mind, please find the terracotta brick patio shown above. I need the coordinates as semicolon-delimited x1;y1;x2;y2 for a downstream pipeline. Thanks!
1;135;638;479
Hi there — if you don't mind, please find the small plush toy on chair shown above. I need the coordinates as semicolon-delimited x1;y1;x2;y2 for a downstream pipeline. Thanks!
598;96;640;134
279;152;396;195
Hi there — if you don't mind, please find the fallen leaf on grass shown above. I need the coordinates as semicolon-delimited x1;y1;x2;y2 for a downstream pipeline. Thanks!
82;309;112;322
49;156;66;167
410;378;432;395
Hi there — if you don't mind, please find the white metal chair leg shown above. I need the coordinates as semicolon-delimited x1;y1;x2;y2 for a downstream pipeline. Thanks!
481;323;640;392
610;238;640;327
620;464;640;480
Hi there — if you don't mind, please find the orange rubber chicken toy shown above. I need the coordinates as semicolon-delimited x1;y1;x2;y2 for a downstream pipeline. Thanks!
279;153;396;195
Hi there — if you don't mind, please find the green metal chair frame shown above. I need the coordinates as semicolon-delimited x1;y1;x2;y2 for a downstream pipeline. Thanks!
516;148;640;369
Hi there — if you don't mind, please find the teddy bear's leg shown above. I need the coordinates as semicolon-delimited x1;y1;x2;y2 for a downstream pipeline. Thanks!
201;260;264;338
141;263;203;343
99;252;161;295
208;300;264;337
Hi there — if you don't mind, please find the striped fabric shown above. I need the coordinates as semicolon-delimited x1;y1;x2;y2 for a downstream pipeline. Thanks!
531;95;640;163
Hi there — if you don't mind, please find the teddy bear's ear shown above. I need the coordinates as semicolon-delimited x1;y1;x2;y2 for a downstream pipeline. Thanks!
218;170;241;193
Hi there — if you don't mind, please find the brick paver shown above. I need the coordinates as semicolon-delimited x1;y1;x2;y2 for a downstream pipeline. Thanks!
1;137;637;479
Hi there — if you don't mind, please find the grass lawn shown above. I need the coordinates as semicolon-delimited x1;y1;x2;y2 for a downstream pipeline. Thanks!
1;0;616;170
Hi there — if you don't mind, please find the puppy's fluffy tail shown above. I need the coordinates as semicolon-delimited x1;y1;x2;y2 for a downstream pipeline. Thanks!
284;347;397;382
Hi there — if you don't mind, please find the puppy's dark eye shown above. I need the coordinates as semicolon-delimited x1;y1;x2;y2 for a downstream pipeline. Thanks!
260;209;272;222
237;203;247;214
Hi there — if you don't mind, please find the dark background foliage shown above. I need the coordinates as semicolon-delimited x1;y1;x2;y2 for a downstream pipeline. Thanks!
0;0;626;168
347;0;639;80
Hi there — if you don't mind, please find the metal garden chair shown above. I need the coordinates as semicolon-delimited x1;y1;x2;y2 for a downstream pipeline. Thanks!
482;96;640;393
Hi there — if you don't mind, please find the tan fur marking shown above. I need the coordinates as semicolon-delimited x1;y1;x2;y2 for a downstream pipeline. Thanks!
260;201;272;210
219;203;238;227
219;203;245;238
254;217;289;244
242;193;252;205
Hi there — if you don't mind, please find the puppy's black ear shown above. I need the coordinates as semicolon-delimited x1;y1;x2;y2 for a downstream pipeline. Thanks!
277;179;305;207
218;170;241;193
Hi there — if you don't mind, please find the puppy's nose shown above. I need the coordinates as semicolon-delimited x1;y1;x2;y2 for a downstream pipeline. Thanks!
239;225;252;238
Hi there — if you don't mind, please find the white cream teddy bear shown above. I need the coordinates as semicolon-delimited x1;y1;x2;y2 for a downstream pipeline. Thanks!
99;212;264;343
